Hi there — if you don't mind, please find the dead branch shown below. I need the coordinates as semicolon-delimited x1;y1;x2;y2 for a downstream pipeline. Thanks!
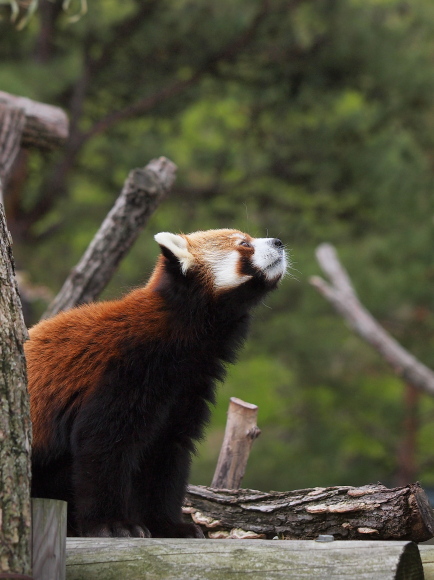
0;104;26;186
184;482;434;542
309;243;434;397
42;157;176;319
212;398;261;489
0;91;69;150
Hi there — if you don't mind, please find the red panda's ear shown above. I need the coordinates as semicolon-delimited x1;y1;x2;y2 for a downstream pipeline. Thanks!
154;232;194;274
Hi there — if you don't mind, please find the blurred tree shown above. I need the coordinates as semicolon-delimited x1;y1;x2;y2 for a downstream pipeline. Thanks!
2;0;434;491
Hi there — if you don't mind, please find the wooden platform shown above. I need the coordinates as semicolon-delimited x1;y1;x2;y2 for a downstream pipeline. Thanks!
66;538;430;580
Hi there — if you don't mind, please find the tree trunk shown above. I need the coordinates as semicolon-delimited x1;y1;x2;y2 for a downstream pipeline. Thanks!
183;482;434;542
0;203;32;576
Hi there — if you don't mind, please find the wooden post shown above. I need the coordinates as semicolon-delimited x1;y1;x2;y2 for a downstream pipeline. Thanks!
211;397;261;489
32;499;67;580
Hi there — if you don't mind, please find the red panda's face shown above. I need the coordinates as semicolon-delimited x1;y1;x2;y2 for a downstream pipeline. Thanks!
154;229;288;293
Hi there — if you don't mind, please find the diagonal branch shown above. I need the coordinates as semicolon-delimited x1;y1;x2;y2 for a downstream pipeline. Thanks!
310;243;434;397
42;156;176;319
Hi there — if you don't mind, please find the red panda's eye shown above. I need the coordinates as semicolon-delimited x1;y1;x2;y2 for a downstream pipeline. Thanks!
239;241;252;248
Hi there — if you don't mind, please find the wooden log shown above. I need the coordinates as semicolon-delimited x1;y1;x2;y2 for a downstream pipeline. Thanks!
65;538;424;579
42;156;177;319
0;204;32;576
183;482;434;542
211;397;261;489
0;91;69;151
32;499;67;580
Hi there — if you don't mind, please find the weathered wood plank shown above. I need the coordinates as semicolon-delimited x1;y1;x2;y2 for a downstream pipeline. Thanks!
32;498;67;580
66;538;423;580
419;545;434;580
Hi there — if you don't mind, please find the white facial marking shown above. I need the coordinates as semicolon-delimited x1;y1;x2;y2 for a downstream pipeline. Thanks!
252;238;287;280
206;250;252;289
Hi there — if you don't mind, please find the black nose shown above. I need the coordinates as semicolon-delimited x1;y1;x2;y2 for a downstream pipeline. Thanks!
272;238;283;248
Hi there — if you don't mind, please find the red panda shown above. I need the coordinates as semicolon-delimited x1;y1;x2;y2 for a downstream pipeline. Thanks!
26;228;287;538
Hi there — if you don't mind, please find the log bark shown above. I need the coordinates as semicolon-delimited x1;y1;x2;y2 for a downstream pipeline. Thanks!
0;91;69;151
0;104;26;206
0;203;32;576
211;397;261;489
183;482;434;542
42;156;177;319
310;243;434;397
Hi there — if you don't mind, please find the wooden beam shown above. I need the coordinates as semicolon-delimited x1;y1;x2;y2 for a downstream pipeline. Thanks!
0;91;69;151
65;538;424;579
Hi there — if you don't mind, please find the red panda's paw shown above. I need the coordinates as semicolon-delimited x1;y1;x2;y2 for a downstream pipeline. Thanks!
152;522;205;539
82;522;151;538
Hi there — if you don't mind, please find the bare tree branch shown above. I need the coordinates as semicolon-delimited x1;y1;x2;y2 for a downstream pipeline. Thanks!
310;243;434;397
0;91;68;151
42;156;176;319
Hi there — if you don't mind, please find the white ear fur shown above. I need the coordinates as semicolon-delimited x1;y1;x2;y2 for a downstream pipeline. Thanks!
154;232;194;273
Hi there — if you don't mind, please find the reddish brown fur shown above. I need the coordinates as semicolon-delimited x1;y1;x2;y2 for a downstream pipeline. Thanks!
26;228;286;538
26;269;169;452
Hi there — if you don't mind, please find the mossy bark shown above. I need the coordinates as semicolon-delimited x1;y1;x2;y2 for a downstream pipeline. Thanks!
0;202;31;575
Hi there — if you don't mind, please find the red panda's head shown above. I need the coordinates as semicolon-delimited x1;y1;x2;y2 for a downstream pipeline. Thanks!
153;229;288;295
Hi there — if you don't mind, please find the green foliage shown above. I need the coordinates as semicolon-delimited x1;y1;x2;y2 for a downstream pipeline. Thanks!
2;0;434;491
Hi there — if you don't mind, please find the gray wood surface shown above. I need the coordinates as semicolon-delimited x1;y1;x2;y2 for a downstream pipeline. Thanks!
419;545;434;580
66;538;423;580
32;499;67;580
